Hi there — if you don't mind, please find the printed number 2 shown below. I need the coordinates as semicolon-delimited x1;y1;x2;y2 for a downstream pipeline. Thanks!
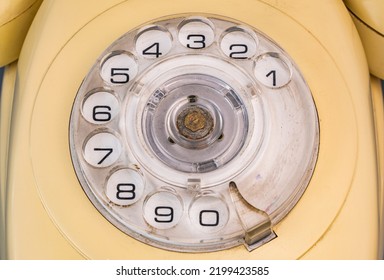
229;44;248;59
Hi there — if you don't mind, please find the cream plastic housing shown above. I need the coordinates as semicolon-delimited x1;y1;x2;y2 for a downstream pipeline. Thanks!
2;0;381;259
343;0;384;34
0;63;17;260
343;0;384;79
0;0;43;67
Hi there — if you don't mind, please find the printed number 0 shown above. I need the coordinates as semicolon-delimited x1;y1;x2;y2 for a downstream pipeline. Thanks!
199;210;219;226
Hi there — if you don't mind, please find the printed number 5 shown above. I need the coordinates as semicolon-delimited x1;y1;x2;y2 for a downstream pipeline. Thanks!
110;68;130;84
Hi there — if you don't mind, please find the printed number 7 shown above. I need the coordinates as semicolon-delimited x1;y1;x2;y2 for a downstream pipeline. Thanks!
94;148;113;165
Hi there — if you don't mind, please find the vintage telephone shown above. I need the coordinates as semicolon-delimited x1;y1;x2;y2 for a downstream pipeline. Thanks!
0;0;383;259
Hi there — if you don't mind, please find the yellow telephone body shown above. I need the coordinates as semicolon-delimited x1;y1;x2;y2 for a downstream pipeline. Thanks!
0;0;383;259
0;0;43;66
344;0;384;79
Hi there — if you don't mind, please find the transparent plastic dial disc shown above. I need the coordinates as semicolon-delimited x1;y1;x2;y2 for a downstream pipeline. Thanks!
70;15;319;252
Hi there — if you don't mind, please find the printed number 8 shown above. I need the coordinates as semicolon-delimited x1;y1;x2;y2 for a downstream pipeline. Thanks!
116;183;136;200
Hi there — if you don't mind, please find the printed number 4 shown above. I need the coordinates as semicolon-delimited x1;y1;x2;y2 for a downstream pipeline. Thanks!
142;42;162;58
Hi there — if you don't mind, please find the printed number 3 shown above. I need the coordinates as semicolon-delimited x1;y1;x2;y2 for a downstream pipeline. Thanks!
187;34;206;49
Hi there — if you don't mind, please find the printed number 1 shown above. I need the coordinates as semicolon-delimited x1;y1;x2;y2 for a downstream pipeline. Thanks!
266;70;276;87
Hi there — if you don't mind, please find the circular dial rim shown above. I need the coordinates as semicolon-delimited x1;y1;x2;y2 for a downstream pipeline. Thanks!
69;15;319;252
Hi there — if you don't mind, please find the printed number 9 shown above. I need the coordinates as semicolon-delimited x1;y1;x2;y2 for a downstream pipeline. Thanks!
154;206;174;223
